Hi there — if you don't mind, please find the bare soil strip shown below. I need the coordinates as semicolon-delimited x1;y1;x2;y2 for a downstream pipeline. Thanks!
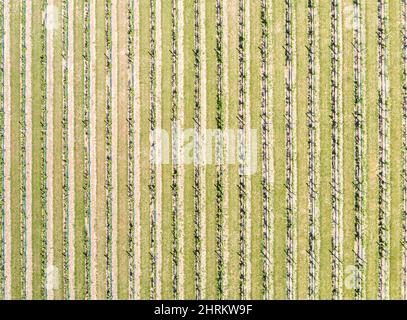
46;0;55;300
156;0;162;299
402;0;407;301
111;0;118;300
244;0;251;299
222;0;229;298
353;0;366;300
67;0;75;300
177;0;185;300
200;0;207;299
133;0;141;300
284;0;297;300
3;0;11;301
377;0;390;300
307;0;320;300
89;0;97;300
25;0;33;300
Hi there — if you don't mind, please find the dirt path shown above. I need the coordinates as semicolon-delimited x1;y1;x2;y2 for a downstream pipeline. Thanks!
90;0;97;300
177;0;185;300
156;0;162;299
133;0;141;300
111;0;118;300
25;0;33;300
3;0;11;301
67;0;75;300
222;0;229;298
46;0;55;300
244;0;251;299
199;0;207;299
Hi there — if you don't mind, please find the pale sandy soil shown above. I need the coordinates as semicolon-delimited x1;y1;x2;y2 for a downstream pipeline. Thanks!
111;0;118;300
155;0;162;299
90;0;97;300
46;0;55;300
177;0;185;300
67;0;75;300
199;0;207;299
25;0;33;300
244;0;251;299
4;0;11;301
133;0;141;300
222;0;229;298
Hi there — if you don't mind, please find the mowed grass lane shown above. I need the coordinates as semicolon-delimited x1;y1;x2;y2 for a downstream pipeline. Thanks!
389;0;403;300
365;1;379;300
10;0;21;300
271;0;286;300
73;0;85;299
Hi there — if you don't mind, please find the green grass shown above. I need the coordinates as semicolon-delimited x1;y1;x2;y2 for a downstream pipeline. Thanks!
73;0;85;299
95;0;107;299
272;0;287;300
31;0;43;299
295;0;310;300
365;1;379;299
318;0;333;300
10;0;21;300
389;0;403;299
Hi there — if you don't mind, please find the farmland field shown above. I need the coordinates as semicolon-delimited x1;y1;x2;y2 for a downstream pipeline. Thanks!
0;0;407;300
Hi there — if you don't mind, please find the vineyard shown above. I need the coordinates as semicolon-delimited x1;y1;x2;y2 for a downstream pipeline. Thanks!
1;0;407;300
